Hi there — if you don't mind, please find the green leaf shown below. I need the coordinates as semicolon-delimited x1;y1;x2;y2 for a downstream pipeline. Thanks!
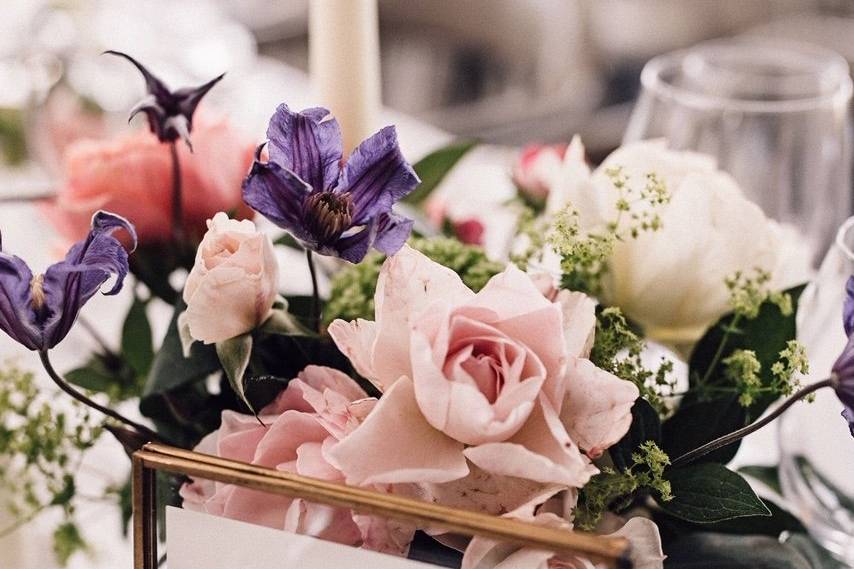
142;300;220;399
659;463;771;524
216;334;254;414
611;398;661;472
662;396;746;465
404;140;478;206
656;499;804;539
738;465;782;495
65;364;116;395
121;296;154;377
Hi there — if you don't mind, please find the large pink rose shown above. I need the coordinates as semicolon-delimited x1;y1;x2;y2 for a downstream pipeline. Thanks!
180;365;415;556
327;246;638;499
41;113;255;245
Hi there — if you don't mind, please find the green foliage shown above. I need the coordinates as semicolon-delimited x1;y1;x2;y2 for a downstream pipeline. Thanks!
404;140;478;206
575;441;672;530
662;285;806;465
323;237;504;325
52;521;88;566
659;462;770;524
121;295;154;378
0;364;103;565
590;307;675;414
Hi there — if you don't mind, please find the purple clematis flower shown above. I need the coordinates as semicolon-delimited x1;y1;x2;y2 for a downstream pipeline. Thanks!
0;211;136;351
832;275;854;436
242;104;420;263
105;50;224;150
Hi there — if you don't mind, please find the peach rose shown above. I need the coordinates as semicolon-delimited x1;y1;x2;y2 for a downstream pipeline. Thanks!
327;246;638;497
181;213;278;344
41;113;255;245
180;365;415;556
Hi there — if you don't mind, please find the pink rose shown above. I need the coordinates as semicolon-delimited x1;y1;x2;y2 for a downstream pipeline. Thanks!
41;113;255;245
181;213;279;344
328;246;638;500
180;365;415;556
512;143;569;199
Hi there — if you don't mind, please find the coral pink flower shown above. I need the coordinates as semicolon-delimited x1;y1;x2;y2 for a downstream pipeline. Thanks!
41;114;255;245
327;246;638;505
180;365;415;556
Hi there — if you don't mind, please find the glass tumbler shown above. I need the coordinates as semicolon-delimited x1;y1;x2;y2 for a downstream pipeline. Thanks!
779;217;854;565
624;39;852;260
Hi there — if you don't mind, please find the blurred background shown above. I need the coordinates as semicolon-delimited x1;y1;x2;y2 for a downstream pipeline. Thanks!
3;0;854;171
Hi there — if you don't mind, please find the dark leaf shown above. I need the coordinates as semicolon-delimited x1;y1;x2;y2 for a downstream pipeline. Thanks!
656;499;804;540
142;299;219;399
122;295;154;377
404;140;478;206
662;396;746;465
664;532;842;569
216;334;254;414
659;463;771;523
611;398;661;471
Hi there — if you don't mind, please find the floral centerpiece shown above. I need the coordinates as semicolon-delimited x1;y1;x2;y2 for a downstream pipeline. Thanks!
0;52;851;568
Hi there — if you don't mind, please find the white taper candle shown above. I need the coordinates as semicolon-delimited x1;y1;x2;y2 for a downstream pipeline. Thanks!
309;0;382;156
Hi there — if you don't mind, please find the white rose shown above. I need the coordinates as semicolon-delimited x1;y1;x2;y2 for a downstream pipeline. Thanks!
547;139;811;345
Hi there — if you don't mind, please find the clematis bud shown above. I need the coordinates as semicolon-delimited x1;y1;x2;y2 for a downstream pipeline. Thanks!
105;50;224;150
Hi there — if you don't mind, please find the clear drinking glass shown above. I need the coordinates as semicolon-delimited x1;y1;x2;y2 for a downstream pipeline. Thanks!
779;217;854;565
624;39;852;259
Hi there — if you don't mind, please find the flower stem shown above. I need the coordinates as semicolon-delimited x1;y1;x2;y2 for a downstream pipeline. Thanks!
306;250;321;331
671;378;833;468
169;141;185;249
39;350;164;444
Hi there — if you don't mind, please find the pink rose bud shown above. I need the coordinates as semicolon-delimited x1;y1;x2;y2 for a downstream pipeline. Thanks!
182;213;279;344
512;143;568;200
452;218;485;246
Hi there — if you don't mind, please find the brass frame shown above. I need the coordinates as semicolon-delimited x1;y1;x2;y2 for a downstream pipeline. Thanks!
132;443;631;568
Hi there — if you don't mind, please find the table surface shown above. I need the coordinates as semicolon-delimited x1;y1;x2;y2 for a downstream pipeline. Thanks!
0;62;778;569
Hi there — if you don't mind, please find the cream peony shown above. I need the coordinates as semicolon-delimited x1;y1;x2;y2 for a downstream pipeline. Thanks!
546;139;810;344
181;213;279;344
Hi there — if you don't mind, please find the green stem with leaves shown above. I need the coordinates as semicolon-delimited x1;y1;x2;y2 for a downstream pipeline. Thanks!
671;378;833;468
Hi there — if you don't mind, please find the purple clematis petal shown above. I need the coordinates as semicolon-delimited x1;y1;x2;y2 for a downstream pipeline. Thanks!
0;253;42;350
266;104;342;192
0;211;135;351
242;154;314;243
373;212;414;256
844;275;854;337
833;279;854;438
334;224;377;264
337;126;420;223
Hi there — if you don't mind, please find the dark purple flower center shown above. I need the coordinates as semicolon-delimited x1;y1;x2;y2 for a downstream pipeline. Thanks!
305;192;354;244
